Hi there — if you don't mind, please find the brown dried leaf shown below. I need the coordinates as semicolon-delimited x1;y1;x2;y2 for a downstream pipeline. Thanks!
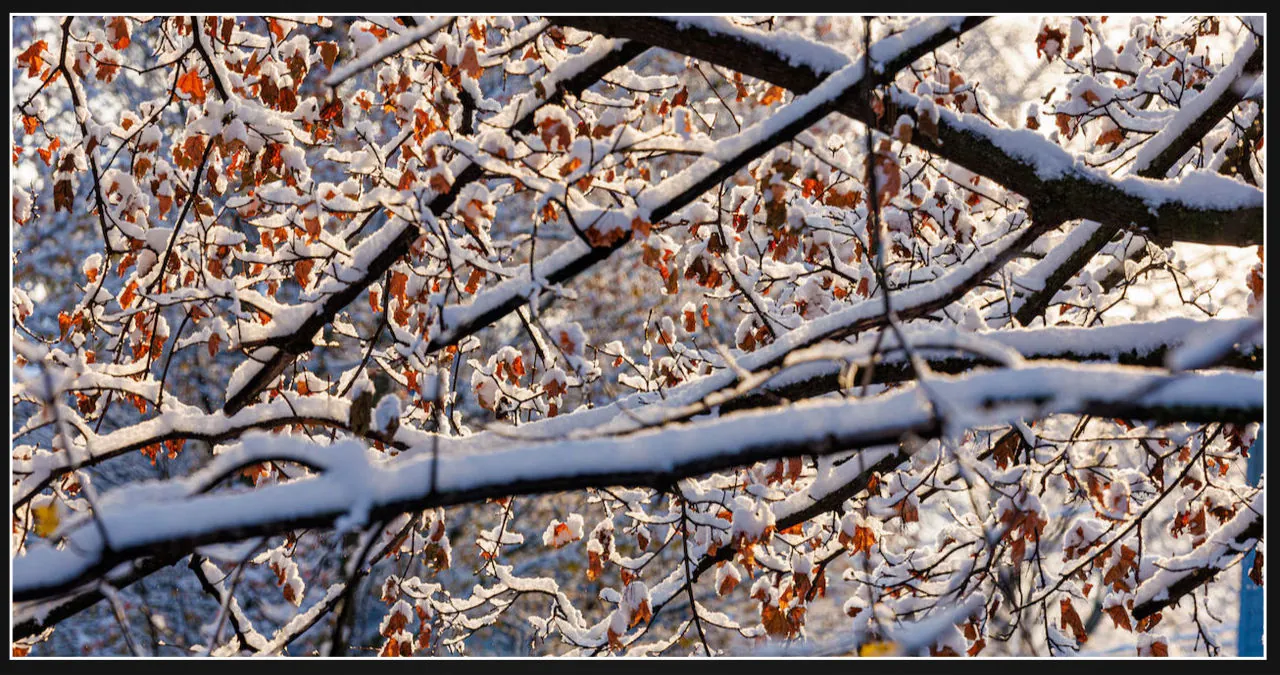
1059;598;1088;643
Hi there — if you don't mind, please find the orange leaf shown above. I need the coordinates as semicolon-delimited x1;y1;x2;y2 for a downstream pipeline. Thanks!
606;627;623;652
119;280;139;309
459;44;483;80
294;258;314;287
848;525;877;554
405;369;419;395
1104;605;1132;631
1056;113;1074;138
537;118;572;151
759;85;786;106
629;599;652;628
304;216;321;243
1059;598;1088;643
761;604;794;637
319;42;339;70
17;41;47;78
559;156;582;178
586;550;604;581
36;137;59;167
1097;127;1125;147
874;150;902;207
177;70;205;103
388;271;408;302
108;16;131;50
320;98;344;124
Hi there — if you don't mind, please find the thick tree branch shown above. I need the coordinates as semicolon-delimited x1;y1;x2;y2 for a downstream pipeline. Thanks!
13;316;1260;638
1013;33;1264;325
12;555;180;641
222;39;649;415
13;364;1261;603
14;396;413;509
223;17;984;417
418;17;985;359
553;16;1262;248
1131;496;1264;621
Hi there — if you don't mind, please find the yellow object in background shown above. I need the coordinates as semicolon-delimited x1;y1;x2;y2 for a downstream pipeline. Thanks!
858;641;899;657
32;502;60;538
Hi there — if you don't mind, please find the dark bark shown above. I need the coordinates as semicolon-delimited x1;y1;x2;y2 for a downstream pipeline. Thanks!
14;368;1261;604
222;41;650;415
552;16;1262;248
1130;512;1263;620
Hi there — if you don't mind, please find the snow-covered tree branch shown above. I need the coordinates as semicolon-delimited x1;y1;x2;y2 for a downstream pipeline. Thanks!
12;15;1265;658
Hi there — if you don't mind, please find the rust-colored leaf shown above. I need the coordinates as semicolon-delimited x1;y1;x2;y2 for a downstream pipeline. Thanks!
606;627;624;652
718;573;738;597
1059;598;1088;643
629;599;652;628
1104;605;1132;631
459;44;483;80
1097;127;1125;148
108;16;131;50
537;118;572;151
586;550;604;581
464;268;484;294
119;280;139;309
54;179;75;213
294;258;314;287
319;41;339;70
304;216;321;243
320;98;344;125
17;41;47;78
761;604;792;637
759;85;786;106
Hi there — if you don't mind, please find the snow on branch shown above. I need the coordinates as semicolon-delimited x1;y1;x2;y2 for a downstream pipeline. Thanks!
420;16;984;356
13;364;1262;603
222;37;645;415
221;17;985;422
1132;32;1263;176
323;16;454;89
13;555;179;641
14;393;437;509
28;313;1258;523
454;314;1262;451
1012;29;1263;325
556;15;1263;247
1131;489;1264;620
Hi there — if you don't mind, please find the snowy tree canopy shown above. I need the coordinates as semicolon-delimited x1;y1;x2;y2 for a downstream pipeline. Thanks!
11;15;1264;658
